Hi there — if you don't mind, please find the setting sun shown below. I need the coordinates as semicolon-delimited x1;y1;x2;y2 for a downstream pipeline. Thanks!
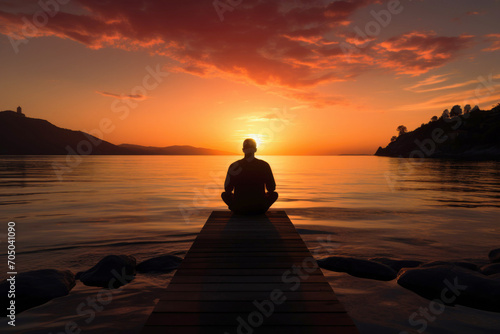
246;134;264;148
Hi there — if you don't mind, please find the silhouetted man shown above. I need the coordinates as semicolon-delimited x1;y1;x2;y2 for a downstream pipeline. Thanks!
221;139;278;215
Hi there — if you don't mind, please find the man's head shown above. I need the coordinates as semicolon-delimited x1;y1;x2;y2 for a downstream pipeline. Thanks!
242;138;257;155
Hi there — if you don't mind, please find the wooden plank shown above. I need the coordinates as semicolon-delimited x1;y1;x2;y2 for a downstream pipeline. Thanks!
145;313;356;326
170;269;324;276
186;246;304;251
189;242;306;246
165;283;334;292
181;256;315;263
141;326;360;334
184;252;313;258
152;300;345;313
169;275;328;284
140;211;358;333
156;291;338;301
178;263;312;269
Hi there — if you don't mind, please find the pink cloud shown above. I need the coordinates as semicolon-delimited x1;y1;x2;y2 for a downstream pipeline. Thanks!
0;1;477;105
405;73;453;91
375;31;474;75
483;34;500;52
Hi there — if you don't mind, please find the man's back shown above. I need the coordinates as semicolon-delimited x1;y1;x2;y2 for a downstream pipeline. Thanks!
225;158;276;201
221;138;278;215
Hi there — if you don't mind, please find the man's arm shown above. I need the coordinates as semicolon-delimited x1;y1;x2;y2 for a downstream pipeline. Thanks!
265;163;276;192
224;162;240;193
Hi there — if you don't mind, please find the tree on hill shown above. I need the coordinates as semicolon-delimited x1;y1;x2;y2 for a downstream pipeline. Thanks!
376;101;500;158
450;105;463;117
397;125;408;136
464;104;471;114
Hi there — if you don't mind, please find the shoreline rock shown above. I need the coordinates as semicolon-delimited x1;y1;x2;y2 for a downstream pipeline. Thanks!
480;263;500;276
397;265;500;313
421;261;479;271
0;269;75;316
489;248;500;263
318;256;397;281
137;255;183;273
78;255;136;289
370;258;423;273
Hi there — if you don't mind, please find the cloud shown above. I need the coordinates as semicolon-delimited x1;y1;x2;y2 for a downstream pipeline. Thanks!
453;10;484;22
0;1;379;91
483;34;500;52
406;74;500;94
375;31;474;75
397;78;500;111
96;91;148;100
281;90;348;108
0;1;476;106
405;73;453;91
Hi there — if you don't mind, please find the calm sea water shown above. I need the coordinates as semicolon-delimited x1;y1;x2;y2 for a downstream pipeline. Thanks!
1;155;500;333
1;155;499;273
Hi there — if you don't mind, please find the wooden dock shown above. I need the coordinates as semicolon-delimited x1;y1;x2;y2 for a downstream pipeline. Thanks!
141;211;359;334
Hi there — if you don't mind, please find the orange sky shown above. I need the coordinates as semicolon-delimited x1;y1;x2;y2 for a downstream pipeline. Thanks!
1;0;499;154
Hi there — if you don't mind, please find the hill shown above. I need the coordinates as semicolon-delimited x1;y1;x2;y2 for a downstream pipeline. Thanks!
375;104;500;160
0;111;130;155
0;111;234;155
119;144;233;155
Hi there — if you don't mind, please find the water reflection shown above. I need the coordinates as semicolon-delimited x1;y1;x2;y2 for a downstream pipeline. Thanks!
0;155;499;254
385;158;500;208
0;156;28;187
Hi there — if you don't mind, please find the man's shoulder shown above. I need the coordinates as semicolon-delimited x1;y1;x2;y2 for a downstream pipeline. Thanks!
229;157;270;167
254;158;271;167
228;160;242;169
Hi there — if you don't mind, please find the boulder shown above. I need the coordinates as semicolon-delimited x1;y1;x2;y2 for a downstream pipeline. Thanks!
397;265;500;313
421;261;478;271
480;263;500;276
317;256;397;281
137;255;183;273
489;248;500;263
370;257;422;273
79;255;136;288
0;269;75;316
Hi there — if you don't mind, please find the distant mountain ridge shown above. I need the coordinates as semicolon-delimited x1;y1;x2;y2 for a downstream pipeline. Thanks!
119;144;234;155
375;104;500;160
0;111;234;155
